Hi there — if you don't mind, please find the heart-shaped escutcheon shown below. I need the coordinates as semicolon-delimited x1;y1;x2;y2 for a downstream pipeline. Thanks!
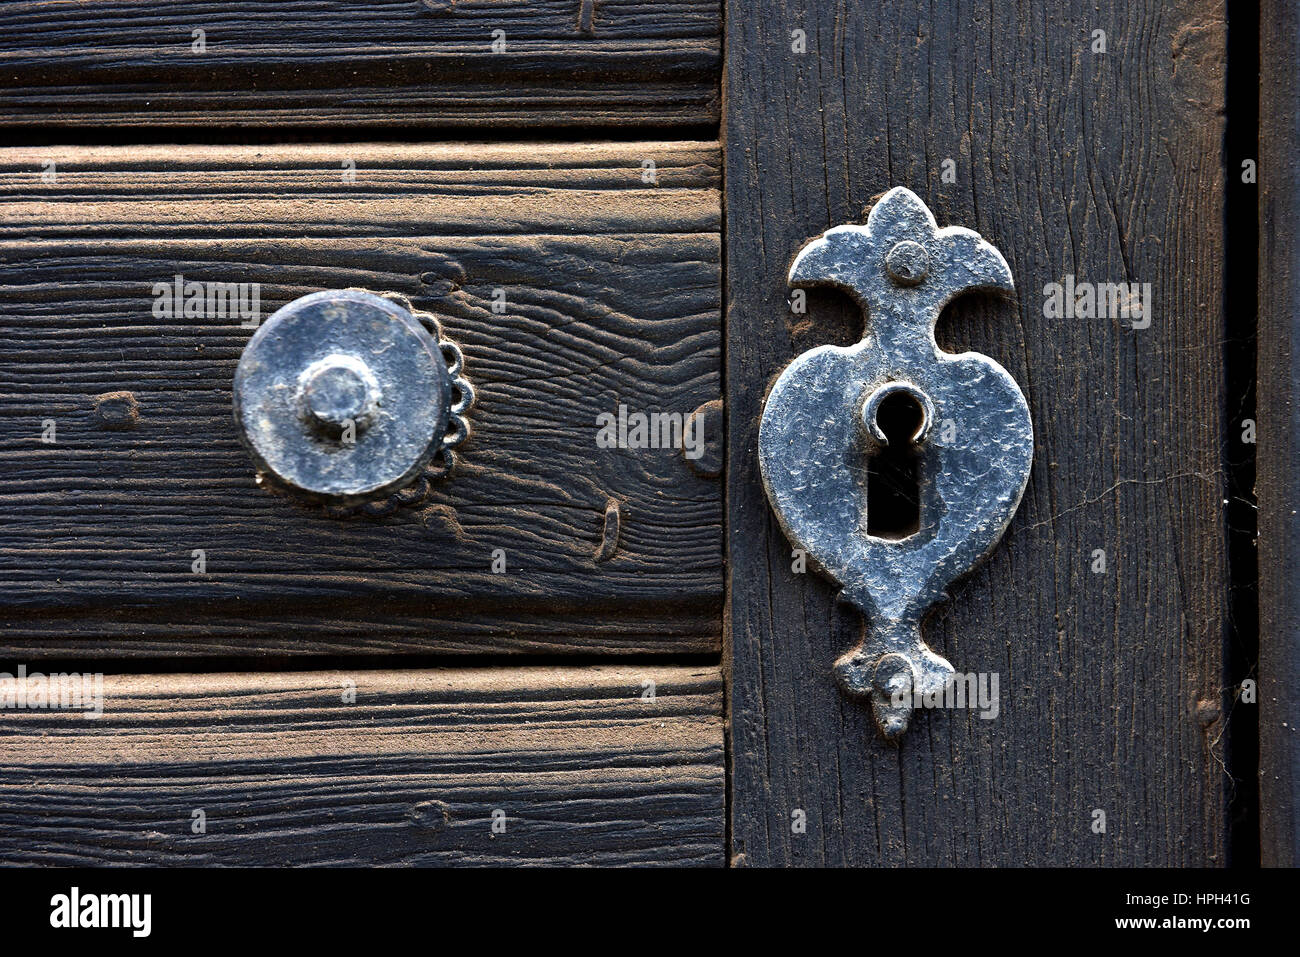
759;187;1033;741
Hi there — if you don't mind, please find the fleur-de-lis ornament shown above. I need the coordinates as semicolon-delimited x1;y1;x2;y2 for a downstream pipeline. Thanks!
759;188;1033;740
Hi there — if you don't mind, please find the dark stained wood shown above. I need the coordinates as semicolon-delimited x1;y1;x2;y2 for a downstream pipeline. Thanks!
0;664;724;866
0;141;722;657
1259;0;1300;869
0;1;720;128
725;0;1230;865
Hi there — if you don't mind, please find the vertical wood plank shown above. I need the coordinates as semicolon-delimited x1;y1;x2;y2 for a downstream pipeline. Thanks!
1259;0;1300;868
726;0;1229;865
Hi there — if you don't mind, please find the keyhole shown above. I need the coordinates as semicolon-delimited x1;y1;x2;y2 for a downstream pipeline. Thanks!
866;389;924;539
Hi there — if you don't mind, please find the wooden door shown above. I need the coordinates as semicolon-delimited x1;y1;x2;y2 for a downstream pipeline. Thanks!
0;0;1286;869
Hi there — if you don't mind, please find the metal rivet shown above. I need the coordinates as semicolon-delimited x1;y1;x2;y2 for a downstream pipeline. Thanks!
885;239;930;286
872;654;915;740
297;354;381;436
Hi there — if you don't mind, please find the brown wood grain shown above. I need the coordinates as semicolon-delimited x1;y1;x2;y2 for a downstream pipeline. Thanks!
725;0;1230;865
0;141;722;657
0;664;724;866
1259;0;1299;869
0;0;720;128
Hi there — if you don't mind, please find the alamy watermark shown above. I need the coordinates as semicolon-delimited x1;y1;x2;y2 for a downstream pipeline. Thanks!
891;671;1000;720
152;273;261;326
50;887;150;937
1043;274;1151;328
596;403;705;460
0;665;103;718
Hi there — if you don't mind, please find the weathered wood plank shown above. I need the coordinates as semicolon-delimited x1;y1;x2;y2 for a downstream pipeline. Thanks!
0;664;724;866
1259;0;1299;869
726;0;1229;865
0;1;720;128
0;141;722;657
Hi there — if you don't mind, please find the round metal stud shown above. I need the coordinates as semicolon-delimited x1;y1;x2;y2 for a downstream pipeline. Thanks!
884;239;930;286
233;289;452;503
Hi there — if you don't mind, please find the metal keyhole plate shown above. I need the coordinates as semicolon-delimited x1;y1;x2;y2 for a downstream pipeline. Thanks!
758;188;1033;740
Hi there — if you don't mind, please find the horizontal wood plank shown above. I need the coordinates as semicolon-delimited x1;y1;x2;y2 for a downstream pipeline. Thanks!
0;0;721;128
0;664;724;866
0;141;722;657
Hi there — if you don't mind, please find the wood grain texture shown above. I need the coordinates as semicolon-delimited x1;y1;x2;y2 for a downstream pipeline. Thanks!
0;141;722;657
1259;0;1299;869
0;0;720;128
0;664;724;866
725;0;1230;865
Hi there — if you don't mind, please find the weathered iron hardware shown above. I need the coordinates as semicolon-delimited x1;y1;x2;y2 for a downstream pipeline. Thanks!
758;187;1033;740
233;289;473;512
